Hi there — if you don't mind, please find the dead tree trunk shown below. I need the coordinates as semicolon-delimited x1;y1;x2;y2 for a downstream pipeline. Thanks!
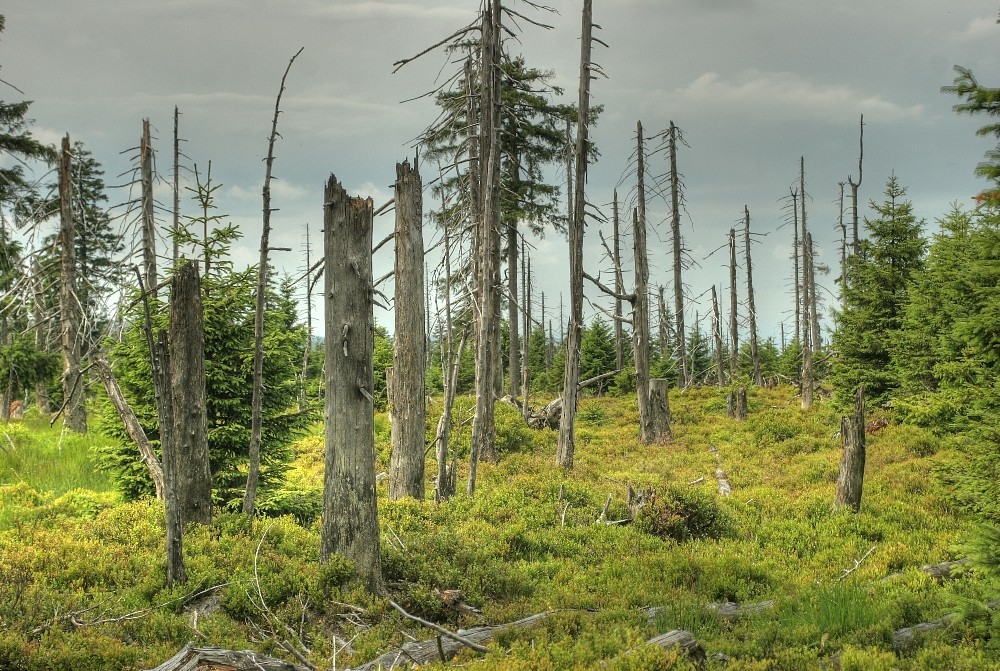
157;331;186;587
168;261;212;526
321;176;383;592
790;188;800;345
612;192;625;371
834;386;866;512
633;122;658;444
434;216;460;502
668;122;687;388
94;358;164;501
58;134;86;434
32;259;49;414
801;225;814;410
657;285;669;362
506;156;521;397
711;285;725;386
648;378;672;443
244;47;302;516
469;0;502;493
140;120;157;300
389;160;426;502
744;207;763;386
521;241;531;419
172;106;180;265
557;0;594;470
728;227;738;378
848;115;864;256
299;224;313;410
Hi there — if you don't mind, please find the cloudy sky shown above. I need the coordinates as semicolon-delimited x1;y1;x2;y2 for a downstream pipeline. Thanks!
1;0;997;344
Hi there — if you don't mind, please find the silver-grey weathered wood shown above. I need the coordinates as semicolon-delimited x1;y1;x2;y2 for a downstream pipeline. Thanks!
321;176;383;592
58;134;86;434
834;386;866;512
169;261;212;526
389;160;426;502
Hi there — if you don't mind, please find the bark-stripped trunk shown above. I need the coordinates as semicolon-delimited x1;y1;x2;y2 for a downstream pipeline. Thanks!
801;231;815;410
389;160;426;502
244;47;302;516
32;259;49;414
744;208;762;386
172;106;180;265
848;115;864;256
157;330;185;587
141;120;157;300
633;122;665;443
557;0;594;469
834;386;866;512
668;122;687;388
711;285;725;386
469;0;502;493
59;135;86;434
299;224;313;410
434;216;460;502
320;176;383;592
657;286;669;362
506;154;521;397
168;261;212;526
94;358;164;501
521;242;531;419
791;188;800;346
612;191;625;371
728;228;738;378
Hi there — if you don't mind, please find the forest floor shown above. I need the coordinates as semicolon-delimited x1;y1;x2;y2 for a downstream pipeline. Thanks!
0;384;998;670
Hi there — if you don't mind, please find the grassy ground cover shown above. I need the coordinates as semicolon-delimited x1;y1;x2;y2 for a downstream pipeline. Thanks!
0;386;996;670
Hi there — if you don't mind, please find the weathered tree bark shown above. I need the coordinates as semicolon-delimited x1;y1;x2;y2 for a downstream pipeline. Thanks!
848;114;864;255
834;386;866;512
648;378;672;444
244;47;302;516
657;285;669;361
711;285;725;386
668;122;687;388
838;181;847;285
469;0;502;493
32;259;49;414
299;224;313;410
434;215;460;502
801;230;814;410
521;241;531;420
790;188;801;346
58;134;86;434
557;0;594;469
140;120;157;300
728;227;739;379
172;106;180;265
612;192;625;371
157;331;186;587
321;175;383;592
389;160;426;502
616;630;706;666
633;122;658;444
507;156;521;398
94;358;164;501
744;207;763;386
168;261;212;526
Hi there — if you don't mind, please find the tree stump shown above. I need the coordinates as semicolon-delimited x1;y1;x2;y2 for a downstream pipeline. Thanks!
648;378;672;443
834;386;866;512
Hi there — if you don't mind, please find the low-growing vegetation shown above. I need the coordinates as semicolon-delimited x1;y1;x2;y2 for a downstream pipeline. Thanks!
0;385;997;670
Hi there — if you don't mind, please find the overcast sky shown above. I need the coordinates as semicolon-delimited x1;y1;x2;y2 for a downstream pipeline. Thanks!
1;0;998;344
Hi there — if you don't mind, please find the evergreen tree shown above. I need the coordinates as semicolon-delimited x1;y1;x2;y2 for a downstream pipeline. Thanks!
831;176;926;407
580;316;616;393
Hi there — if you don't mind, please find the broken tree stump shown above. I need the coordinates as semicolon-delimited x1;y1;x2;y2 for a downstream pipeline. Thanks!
834;386;866;512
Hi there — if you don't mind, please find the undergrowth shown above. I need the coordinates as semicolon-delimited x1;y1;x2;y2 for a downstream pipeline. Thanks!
0;386;996;670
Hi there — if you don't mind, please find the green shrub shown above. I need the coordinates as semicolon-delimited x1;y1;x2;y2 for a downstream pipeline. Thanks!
634;486;729;542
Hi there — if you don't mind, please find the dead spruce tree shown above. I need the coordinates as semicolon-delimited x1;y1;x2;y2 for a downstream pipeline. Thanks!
668;122;688;388
58;134;86;433
321;176;383;592
744;207;763;386
244;47;302;516
834;386;866;511
728;227;738;379
140;120;157;300
558;0;598;468
711;285;725;386
848;114;864;255
389;159;427;501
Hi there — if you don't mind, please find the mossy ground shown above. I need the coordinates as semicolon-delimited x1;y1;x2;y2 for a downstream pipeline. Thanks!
0;386;997;670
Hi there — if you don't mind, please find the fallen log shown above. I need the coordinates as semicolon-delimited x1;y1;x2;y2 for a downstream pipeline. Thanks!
706;600;775;622
882;558;970;583
612;630;706;666
349;611;555;670
504;370;620;430
892;600;997;653
143;643;311;671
